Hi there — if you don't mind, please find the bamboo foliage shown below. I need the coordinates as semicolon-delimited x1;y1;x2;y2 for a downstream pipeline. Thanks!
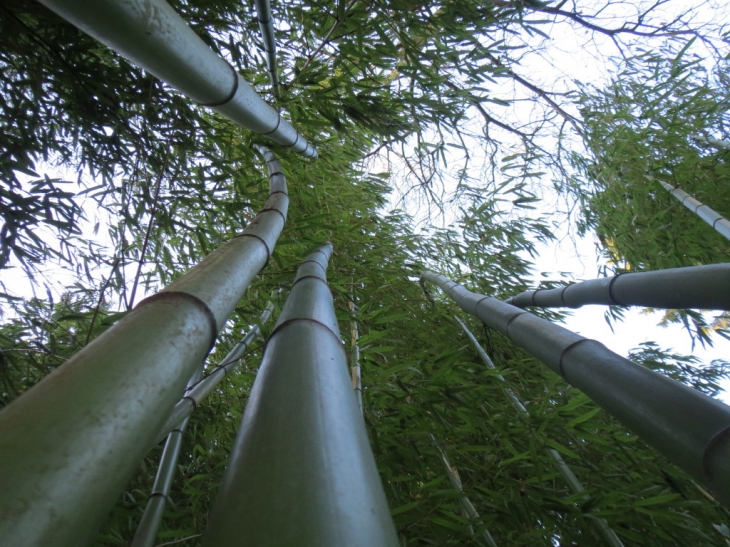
37;0;316;157
0;146;288;547
423;271;730;506
694;134;730;151
505;264;730;311
657;179;730;242
455;317;625;547
202;245;399;546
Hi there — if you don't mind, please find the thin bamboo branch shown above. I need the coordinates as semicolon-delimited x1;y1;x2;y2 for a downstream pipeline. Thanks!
423;271;730;506
455;317;624;547
505;264;730;311
656;178;730;242
348;300;363;415
0;146;288;547
693;134;730;151
131;369;203;547
155;300;276;444
38;0;316;157
430;434;499;547
254;0;280;97
202;246;399;546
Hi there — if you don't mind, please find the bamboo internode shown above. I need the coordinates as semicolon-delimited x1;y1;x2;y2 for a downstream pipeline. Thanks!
38;0;316;157
506;263;730;311
423;271;730;506
0;146;288;547
202;246;400;546
656;179;730;242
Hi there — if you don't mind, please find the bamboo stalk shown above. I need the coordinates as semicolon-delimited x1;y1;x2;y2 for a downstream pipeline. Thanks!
349;300;363;415
693;134;730;151
430;434;500;547
37;0;315;157
0;146;288;547
423;271;730;506
656;179;730;241
155;300;276;444
254;0;280;97
202;246;400;546
505;264;730;311
131;368;203;547
455;317;625;547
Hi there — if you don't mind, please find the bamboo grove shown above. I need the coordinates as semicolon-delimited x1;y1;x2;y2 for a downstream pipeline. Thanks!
1;0;730;546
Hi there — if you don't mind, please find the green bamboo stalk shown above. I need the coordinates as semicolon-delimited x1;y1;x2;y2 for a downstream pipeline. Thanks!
37;0;315;157
423;271;730;506
455;317;625;547
0;146;288;547
430;434;500;547
130;369;202;547
349;300;363;415
202;246;399;546
505;264;730;311
255;0;280;97
155;300;276;444
656;179;730;241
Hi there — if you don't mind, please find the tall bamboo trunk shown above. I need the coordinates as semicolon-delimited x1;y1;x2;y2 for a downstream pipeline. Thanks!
505;263;730;310
202;246;400;546
455;317;625;547
656;179;730;241
694;134;730;151
0;146;288;547
423;271;730;506
37;0;315;157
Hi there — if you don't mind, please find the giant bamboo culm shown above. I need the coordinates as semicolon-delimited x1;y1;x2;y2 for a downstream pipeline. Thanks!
202;246;400;547
0;146;288;547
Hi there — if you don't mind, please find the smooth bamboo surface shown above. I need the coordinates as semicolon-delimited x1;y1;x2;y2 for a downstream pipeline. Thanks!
38;0;315;157
506;264;730;311
423;271;730;506
0;147;288;547
202;246;400;547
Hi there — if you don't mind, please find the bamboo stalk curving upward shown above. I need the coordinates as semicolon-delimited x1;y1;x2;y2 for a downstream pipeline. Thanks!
0;146;288;547
255;0;281;97
423;271;730;506
202;245;400;546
